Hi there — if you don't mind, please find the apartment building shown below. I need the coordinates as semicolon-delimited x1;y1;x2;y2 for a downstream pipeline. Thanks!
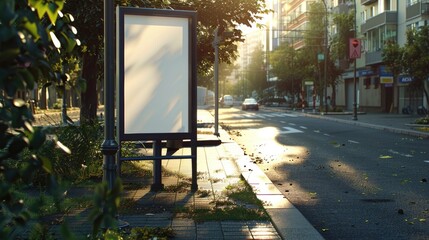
335;0;428;113
261;0;428;113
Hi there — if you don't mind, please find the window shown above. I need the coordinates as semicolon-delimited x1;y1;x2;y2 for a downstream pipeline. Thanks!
406;0;420;7
364;78;371;89
373;77;380;89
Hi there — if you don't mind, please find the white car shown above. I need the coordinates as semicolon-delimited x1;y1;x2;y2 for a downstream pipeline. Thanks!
220;95;234;107
241;98;259;111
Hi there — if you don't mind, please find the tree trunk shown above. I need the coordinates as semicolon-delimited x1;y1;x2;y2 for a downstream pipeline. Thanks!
80;53;98;124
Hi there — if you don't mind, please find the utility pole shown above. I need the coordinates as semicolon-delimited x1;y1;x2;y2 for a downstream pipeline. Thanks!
352;0;359;121
323;0;328;114
213;27;220;136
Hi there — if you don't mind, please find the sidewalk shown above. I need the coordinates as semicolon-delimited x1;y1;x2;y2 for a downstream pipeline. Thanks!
42;108;324;239
34;106;428;239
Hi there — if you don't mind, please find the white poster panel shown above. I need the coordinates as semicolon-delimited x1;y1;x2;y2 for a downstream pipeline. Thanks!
122;14;189;134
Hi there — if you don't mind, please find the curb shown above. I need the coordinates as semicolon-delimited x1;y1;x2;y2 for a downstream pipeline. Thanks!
217;127;325;240
302;113;429;139
263;107;429;139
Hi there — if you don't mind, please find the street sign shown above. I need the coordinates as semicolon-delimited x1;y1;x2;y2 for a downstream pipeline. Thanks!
318;53;324;62
349;38;361;59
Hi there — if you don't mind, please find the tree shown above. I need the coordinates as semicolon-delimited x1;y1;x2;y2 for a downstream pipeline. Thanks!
0;0;79;238
270;44;296;96
64;0;269;123
247;45;268;98
330;11;354;108
331;12;354;68
304;1;327;103
383;26;429;108
382;40;404;80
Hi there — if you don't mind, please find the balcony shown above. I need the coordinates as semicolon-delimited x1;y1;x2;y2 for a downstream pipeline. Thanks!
362;0;377;5
365;50;383;66
332;2;353;14
406;1;429;20
361;11;397;33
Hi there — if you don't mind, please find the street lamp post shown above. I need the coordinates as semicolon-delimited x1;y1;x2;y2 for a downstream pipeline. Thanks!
321;0;328;114
102;0;128;229
213;27;220;136
352;0;358;121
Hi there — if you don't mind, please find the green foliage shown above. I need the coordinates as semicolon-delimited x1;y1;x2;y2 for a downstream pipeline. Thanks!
41;123;103;183
270;44;301;96
225;180;263;206
415;117;429;125
127;227;175;240
28;223;56;240
0;0;82;238
331;12;354;63
89;179;123;237
247;45;269;97
63;0;269;122
176;179;269;222
193;206;269;222
383;26;429;106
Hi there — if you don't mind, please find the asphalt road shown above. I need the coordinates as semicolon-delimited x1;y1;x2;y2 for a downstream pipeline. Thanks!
219;107;429;240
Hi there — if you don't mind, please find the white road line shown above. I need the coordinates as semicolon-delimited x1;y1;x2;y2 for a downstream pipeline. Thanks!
299;126;307;129
280;121;286;124
388;149;413;158
280;127;303;134
348;140;360;144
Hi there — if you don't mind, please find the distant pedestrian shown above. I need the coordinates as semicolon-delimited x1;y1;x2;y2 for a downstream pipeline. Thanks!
326;96;331;111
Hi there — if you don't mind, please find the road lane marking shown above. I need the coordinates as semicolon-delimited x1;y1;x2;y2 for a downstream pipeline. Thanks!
348;140;360;144
299;126;307;129
388;149;413;158
280;127;303;134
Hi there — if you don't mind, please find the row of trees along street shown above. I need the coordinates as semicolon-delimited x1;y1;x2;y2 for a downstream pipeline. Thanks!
268;1;354;109
383;26;429;108
62;0;269;123
1;0;269;239
243;1;429;111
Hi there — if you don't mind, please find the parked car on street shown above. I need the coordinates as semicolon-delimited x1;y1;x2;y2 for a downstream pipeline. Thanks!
220;95;234;107
260;97;287;107
241;98;259;111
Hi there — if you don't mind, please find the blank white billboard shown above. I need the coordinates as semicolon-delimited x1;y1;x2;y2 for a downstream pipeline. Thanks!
117;8;196;140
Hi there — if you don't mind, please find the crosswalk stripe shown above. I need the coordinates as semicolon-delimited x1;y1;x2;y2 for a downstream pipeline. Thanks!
240;112;298;119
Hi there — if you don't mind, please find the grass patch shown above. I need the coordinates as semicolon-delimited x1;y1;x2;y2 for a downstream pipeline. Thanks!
21;192;93;217
225;180;263;206
415;117;429;125
120;161;153;178
193;206;269;222
127;226;175;240
416;126;429;132
174;179;270;222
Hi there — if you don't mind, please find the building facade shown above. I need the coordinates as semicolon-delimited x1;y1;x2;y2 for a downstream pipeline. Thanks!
336;0;428;113
261;0;429;113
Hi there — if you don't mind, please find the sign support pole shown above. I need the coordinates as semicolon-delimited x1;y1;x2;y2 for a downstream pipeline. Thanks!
353;59;358;120
213;27;220;137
